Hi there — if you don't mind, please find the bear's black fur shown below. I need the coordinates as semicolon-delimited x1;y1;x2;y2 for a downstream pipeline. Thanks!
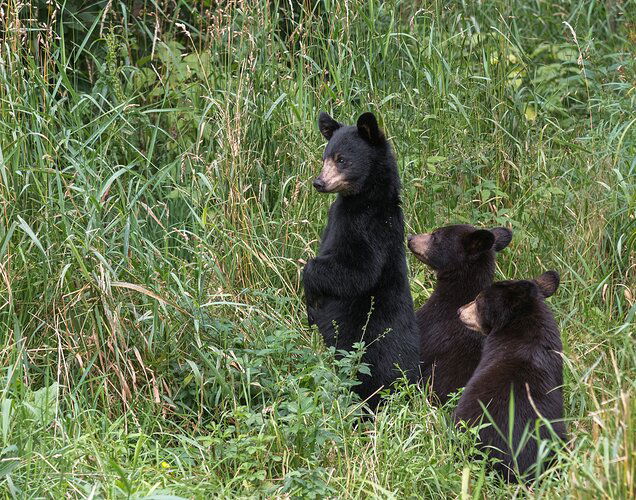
408;224;512;404
303;111;420;410
455;271;566;481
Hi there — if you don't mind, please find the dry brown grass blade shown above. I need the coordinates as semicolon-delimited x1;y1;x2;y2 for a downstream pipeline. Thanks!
110;281;190;316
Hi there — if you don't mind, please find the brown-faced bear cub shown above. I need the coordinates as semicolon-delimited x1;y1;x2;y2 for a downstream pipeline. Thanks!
408;224;512;404
455;271;566;481
303;112;420;411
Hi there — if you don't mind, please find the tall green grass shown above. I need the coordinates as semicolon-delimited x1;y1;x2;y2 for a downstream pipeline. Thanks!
0;0;634;497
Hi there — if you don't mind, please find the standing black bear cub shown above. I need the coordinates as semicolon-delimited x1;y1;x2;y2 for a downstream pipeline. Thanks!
303;111;419;410
455;271;566;481
408;224;512;404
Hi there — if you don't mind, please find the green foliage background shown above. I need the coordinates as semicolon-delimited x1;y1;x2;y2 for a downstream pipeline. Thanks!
0;0;634;497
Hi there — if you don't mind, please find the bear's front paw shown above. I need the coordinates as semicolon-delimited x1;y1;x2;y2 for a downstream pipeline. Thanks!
303;260;317;304
302;259;316;289
307;305;316;326
303;258;315;277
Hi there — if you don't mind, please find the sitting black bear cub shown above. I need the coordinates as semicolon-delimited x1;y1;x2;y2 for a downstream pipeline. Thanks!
455;271;566;481
408;224;512;404
303;111;420;410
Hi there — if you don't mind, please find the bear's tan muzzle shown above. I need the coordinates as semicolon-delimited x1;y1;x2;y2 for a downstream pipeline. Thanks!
407;233;432;261
313;158;349;193
458;301;483;333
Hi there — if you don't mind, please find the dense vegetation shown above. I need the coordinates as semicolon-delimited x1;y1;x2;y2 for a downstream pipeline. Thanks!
1;0;634;497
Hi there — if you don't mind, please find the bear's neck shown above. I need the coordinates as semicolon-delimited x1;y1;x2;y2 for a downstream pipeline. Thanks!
488;301;561;349
340;154;401;209
432;258;495;305
340;188;400;211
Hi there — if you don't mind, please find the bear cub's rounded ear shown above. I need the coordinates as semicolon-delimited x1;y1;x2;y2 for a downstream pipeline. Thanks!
490;227;513;251
318;112;342;140
356;112;384;144
533;270;560;298
464;229;495;254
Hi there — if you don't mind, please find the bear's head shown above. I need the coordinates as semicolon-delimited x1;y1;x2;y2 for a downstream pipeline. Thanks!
457;270;560;334
314;111;393;196
407;224;513;273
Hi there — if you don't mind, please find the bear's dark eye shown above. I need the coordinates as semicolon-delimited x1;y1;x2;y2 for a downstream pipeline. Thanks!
337;157;345;165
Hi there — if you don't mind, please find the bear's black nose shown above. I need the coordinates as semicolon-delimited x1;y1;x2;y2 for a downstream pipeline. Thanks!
313;178;325;191
407;235;413;242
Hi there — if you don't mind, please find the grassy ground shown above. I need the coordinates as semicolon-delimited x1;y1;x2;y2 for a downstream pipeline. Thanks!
1;0;635;497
